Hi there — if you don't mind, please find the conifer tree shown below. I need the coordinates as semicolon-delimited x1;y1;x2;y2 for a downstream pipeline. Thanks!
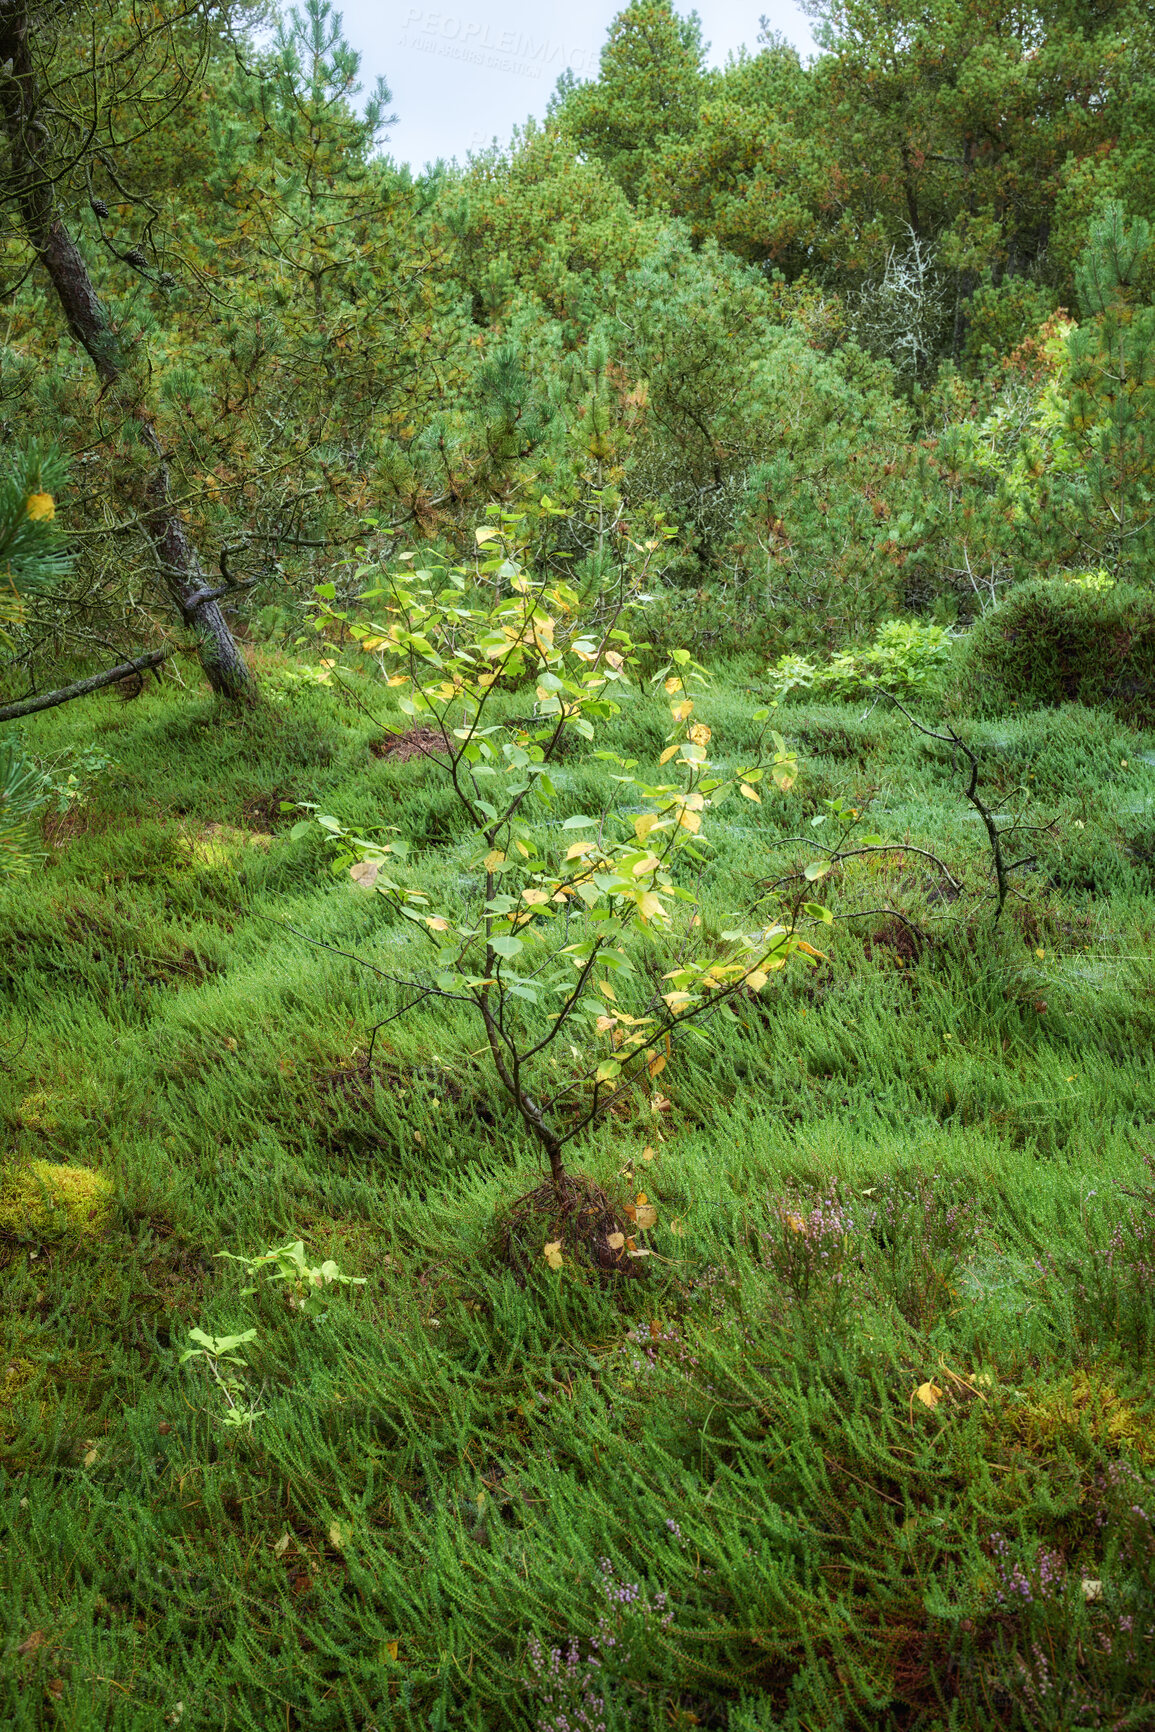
553;0;706;204
0;0;256;702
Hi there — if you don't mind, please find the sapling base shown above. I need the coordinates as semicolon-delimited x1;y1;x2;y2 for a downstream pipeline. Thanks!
495;1171;644;1283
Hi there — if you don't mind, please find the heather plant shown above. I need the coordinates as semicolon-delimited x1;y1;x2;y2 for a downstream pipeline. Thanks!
762;1184;866;1308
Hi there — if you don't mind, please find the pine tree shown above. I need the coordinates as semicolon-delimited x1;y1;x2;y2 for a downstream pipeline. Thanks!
553;0;706;204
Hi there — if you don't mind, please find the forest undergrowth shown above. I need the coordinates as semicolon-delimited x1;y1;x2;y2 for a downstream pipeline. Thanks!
2;653;1155;1729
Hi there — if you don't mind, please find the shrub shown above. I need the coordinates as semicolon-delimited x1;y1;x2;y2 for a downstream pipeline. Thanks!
955;579;1155;720
767;618;952;701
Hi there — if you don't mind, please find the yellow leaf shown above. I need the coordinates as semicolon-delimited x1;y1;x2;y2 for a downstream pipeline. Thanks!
641;1145;655;1161
664;676;682;694
386;674;410;687
635;1202;657;1230
484;850;505;870
633;812;662;841
785;1212;806;1234
565;840;595;859
83;1447;98;1467
329;1521;348;1550
795;941;827;960
659;744;681;765
745;970;768;992
915;1381;943;1410
740;783;761;804
595;1015;618;1035
385;1640;399;1662
543;1240;564;1270
597;979;617;1001
273;1532;292;1557
350;860;380;888
637;890;667;923
474;526;499;544
689;723;712;748
25;491;54;522
670;699;694;722
647;1050;667;1080
606;1231;626;1251
425;916;449;932
677;806;701;834
669;1217;685;1237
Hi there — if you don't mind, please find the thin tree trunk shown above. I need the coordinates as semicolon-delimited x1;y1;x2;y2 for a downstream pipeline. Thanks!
0;648;170;723
0;1;255;703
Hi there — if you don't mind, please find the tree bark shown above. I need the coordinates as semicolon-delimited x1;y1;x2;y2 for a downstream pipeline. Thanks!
0;1;255;703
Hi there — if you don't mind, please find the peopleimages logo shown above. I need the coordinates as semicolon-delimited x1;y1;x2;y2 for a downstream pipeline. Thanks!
398;9;596;80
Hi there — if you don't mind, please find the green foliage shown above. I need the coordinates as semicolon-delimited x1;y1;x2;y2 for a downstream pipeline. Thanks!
957;578;1155;721
309;509;823;1187
0;742;47;875
961;276;1062;377
179;1326;265;1428
552;0;706;203
219;1239;366;1315
768;618;953;701
10;6;1155;1719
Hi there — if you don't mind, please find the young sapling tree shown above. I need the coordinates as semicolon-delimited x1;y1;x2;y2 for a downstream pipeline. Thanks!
303;509;828;1257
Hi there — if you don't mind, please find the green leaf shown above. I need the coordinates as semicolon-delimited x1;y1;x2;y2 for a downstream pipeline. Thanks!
804;902;835;925
562;815;597;829
804;862;831;881
489;935;524;959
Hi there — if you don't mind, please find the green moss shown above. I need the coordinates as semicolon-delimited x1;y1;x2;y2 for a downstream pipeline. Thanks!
0;1160;113;1242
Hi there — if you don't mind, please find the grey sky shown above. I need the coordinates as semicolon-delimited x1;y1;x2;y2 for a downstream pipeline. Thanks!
330;2;818;172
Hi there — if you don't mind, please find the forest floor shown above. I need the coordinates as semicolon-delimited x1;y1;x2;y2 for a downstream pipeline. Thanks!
3;651;1155;1729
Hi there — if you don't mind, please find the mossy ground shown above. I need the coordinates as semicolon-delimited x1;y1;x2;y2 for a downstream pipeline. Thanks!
2;651;1155;1728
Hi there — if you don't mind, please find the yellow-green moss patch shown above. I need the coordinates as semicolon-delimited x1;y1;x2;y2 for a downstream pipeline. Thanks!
0;1161;113;1243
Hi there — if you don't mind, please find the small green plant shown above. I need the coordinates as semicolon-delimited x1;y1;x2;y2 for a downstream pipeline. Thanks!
179;1328;264;1428
768;618;952;701
218;1240;366;1316
306;508;827;1225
